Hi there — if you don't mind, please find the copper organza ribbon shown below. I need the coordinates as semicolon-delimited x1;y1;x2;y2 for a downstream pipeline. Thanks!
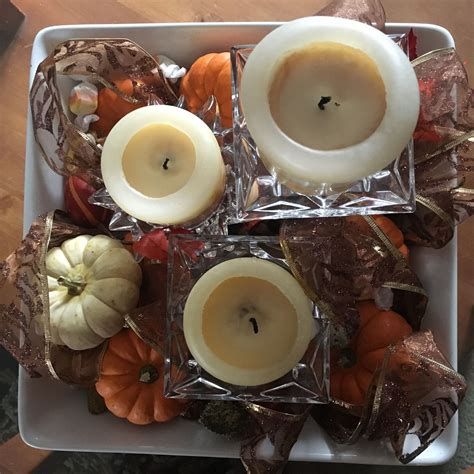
0;211;107;384
314;331;466;463
391;48;474;248
280;216;427;344
30;38;177;186
369;332;466;463
280;216;466;464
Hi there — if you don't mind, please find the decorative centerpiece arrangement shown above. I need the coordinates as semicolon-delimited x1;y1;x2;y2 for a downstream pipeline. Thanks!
1;0;473;471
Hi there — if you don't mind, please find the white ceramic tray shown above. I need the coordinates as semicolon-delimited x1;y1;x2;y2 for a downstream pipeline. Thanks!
20;22;457;465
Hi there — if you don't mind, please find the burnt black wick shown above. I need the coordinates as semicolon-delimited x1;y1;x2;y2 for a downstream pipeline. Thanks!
318;96;332;110
249;317;259;334
162;158;170;170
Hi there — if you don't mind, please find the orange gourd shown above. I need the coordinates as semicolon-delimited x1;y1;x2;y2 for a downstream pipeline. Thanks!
330;301;412;405
347;215;409;259
96;329;185;425
91;79;145;137
180;52;232;128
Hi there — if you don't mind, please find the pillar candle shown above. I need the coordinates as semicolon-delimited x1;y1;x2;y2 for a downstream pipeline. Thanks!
183;257;317;386
240;17;420;192
101;105;226;225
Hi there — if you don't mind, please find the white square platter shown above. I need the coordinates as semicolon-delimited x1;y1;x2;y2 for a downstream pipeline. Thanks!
19;21;457;465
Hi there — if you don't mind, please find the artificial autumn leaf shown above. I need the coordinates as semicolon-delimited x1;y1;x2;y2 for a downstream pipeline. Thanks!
133;228;203;262
413;118;442;142
133;229;169;261
413;79;442;142
418;78;436;99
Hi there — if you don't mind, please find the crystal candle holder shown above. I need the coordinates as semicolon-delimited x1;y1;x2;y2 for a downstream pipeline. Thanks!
164;234;330;403
229;33;415;222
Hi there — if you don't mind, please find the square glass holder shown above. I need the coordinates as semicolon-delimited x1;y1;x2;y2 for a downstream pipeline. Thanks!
229;34;415;223
164;234;330;404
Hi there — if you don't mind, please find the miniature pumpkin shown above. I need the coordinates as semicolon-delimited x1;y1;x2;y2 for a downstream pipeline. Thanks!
347;215;409;259
64;175;110;227
180;52;232;128
46;235;142;350
90;79;145;137
372;215;409;259
96;329;185;424
330;301;412;405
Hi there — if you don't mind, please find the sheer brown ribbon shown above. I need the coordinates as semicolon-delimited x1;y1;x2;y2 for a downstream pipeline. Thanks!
0;211;108;385
279;215;466;464
280;216;427;345
30;38;177;186
392;48;474;248
316;0;386;31
240;403;311;474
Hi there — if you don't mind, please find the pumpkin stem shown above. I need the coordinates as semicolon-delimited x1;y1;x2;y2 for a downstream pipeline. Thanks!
57;276;86;296
139;364;159;384
339;348;357;368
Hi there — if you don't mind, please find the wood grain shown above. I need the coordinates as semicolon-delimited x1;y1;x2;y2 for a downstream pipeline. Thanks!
0;0;472;359
0;434;50;474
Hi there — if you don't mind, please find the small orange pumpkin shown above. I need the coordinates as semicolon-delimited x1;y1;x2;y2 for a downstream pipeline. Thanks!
96;329;185;425
347;215;409;259
330;301;412;405
180;52;232;128
91;79;145;137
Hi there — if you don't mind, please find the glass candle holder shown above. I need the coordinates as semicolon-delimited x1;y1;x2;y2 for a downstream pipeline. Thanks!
229;33;416;222
164;234;330;403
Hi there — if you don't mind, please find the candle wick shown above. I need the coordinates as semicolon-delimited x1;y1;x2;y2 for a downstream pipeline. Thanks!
162;158;170;170
335;102;341;107
318;96;332;110
249;317;259;334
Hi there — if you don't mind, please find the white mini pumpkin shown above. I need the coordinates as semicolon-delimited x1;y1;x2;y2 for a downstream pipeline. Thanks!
45;234;142;350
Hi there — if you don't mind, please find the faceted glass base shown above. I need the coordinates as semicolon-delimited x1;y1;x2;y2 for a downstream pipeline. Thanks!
229;34;415;222
164;234;330;403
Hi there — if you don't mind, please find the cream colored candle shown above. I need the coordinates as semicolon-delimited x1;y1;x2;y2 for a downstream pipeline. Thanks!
241;17;420;191
183;258;317;386
101;105;226;225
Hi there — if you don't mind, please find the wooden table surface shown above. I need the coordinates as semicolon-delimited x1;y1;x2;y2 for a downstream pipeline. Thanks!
0;0;472;471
